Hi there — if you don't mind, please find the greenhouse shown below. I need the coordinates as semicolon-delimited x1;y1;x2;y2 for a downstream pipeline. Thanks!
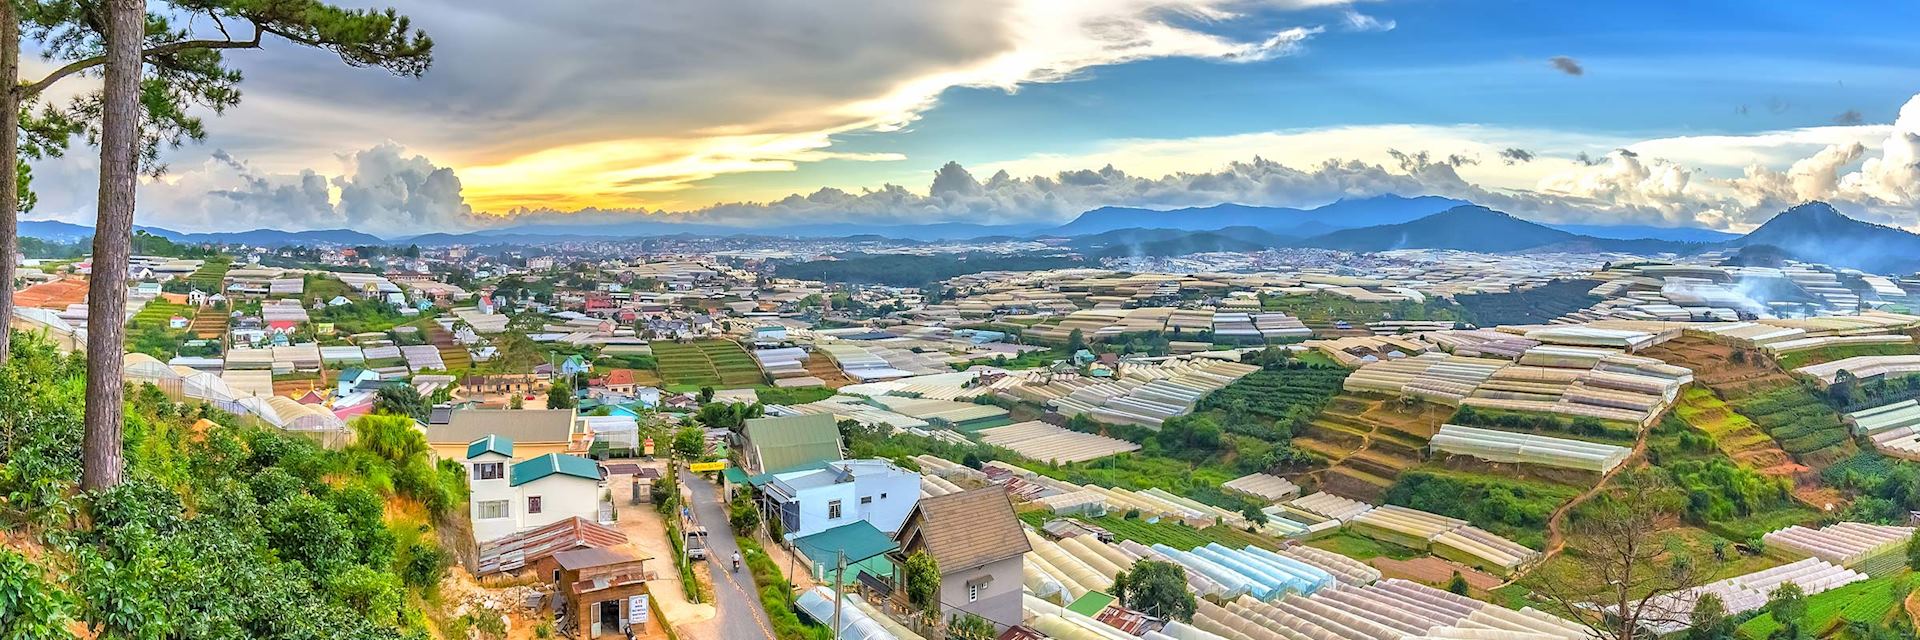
1429;424;1633;473
1639;558;1867;635
977;420;1141;463
796;587;923;640
1763;522;1915;576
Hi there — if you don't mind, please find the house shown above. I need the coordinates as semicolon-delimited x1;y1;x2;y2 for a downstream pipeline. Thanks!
429;408;581;460
891;488;1031;631
599;368;639;395
560;354;593;377
739;413;844;476
335;367;381;397
465;435;609;543
762;459;920;539
546;548;656;639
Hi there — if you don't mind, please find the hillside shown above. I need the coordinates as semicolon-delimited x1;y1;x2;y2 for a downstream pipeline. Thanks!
1304;205;1580;252
1049;194;1466;236
1729;201;1920;273
1547;223;1740;243
1068;226;1290;257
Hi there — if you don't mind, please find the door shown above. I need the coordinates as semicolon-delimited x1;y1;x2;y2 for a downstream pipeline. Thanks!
599;599;620;634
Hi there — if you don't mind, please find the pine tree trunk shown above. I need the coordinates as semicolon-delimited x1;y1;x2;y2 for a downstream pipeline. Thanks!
81;0;145;491
0;4;20;367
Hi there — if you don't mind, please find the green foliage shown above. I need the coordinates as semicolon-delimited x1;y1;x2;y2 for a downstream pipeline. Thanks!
949;613;997;640
671;427;707;460
373;384;430;422
1116;559;1196;622
755;386;835;406
1446;571;1471;596
0;548;74;640
547;380;577;409
1738;573;1914;640
1724;384;1850;458
1689;592;1732;640
1383;470;1579;549
1450;404;1636;444
696;401;764;432
903;550;941;611
729;488;762;534
740;537;831;640
1451;279;1604;326
1767;583;1809;640
1661;458;1794;525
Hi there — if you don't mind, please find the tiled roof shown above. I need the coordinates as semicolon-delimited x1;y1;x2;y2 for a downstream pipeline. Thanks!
898;487;1029;572
431;408;574;444
510;453;602;486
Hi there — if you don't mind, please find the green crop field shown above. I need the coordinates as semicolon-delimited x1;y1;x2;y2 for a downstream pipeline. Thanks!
185;258;230;290
1017;512;1278;551
1737;572;1912;639
651;339;765;388
1776;342;1920;370
1726;384;1852;462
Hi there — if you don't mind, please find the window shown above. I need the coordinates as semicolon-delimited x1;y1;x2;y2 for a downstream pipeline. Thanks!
827;500;843;520
474;462;504;480
967;582;981;603
859;496;873;505
528;496;543;514
477;500;510;519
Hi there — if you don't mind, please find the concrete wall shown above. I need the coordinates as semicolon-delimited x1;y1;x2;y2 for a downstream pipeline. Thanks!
940;556;1023;631
518;475;605;531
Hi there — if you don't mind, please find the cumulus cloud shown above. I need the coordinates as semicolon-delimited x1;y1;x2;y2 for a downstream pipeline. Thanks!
131;142;477;235
1499;148;1535;164
1549;56;1584;76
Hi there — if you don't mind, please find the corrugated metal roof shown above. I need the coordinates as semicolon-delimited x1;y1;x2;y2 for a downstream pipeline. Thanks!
510;453;602;486
467;434;514;459
743;413;844;475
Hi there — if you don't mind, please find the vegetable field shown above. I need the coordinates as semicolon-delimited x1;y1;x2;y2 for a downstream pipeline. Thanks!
1197;367;1349;421
186;258;230;289
1736;572;1911;639
1726;384;1853;462
652;340;765;388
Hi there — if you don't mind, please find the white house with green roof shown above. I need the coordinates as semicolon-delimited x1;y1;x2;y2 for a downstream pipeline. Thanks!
465;435;608;543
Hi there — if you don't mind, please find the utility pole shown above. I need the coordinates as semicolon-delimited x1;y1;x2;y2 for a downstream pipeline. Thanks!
830;550;847;640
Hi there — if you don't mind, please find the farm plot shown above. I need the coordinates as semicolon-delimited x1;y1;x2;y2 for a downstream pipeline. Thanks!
188;308;227;339
1673;386;1797;472
652;340;765;388
186;258;230;290
421;322;472;370
1646;335;1855;467
1295;393;1452;502
1196;366;1349;424
1736;572;1911;640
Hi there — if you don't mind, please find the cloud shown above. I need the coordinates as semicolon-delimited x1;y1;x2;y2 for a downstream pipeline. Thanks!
1834;109;1865;125
1498;148;1535;164
1549;56;1584;76
1341;11;1396;32
123;143;478;235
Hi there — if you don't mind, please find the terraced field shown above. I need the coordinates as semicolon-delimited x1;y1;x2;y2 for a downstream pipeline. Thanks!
1774;340;1920;370
1672;386;1798;473
421;323;472;370
652;339;765;388
188;308;227;339
185;259;230;290
1645;336;1855;468
1293;393;1451;502
129;300;189;329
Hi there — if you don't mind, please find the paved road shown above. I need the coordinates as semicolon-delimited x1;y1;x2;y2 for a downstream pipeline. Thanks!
683;470;777;640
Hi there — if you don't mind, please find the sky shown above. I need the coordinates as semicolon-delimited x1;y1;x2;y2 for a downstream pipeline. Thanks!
20;0;1920;236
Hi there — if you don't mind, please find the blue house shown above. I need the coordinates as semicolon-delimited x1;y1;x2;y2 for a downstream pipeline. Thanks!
336;368;381;397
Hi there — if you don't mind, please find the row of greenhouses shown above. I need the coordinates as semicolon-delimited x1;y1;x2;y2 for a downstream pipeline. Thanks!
1429;424;1633;474
1349;505;1541;577
1638;558;1867;635
1763;522;1915;576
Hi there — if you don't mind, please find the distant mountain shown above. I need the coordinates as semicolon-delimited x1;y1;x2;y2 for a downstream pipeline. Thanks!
1303;205;1696;254
19;221;384;246
1067;226;1289;258
1048;194;1468;236
1728;201;1920;273
1547;223;1739;243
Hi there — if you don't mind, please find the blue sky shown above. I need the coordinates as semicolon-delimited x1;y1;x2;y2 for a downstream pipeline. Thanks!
25;0;1920;233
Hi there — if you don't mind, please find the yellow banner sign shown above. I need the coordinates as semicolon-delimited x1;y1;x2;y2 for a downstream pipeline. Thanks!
688;461;727;473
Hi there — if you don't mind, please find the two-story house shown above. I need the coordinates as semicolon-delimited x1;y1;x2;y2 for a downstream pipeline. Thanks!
761;459;921;540
891;488;1031;631
465;435;608;543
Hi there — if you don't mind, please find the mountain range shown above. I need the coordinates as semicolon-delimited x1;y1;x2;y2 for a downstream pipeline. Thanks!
20;197;1920;274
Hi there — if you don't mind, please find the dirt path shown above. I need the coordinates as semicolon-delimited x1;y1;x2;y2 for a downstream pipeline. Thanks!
1533;419;1655;570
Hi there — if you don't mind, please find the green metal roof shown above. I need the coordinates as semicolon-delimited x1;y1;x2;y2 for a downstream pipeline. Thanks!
1066;591;1116;618
721;466;750;485
742;413;844;475
792;521;899;567
510;453;602;486
466;434;514;460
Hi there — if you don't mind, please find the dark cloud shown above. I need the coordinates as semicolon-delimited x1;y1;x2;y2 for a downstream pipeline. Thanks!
1549;56;1584;76
1498;148;1535;165
1834;109;1865;125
